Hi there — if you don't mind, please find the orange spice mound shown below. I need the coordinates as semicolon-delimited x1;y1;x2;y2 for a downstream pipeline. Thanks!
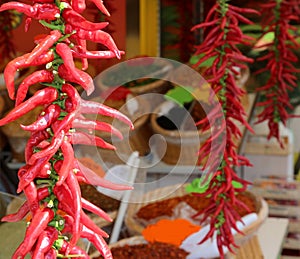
142;218;201;247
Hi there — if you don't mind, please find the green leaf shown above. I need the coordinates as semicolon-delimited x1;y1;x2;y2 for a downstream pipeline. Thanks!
185;178;210;194
164;86;194;106
189;53;217;67
232;180;243;189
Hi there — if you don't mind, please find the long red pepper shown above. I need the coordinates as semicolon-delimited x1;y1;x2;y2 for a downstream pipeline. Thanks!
16;70;55;106
0;2;60;20
31;227;59;259
65;24;122;59
4;51;54;99
58;63;95;95
0;87;58;126
72;118;123;139
12;208;55;259
21;104;61;132
63;7;109;30
81;225;112;259
65;171;82;248
1;186;49;222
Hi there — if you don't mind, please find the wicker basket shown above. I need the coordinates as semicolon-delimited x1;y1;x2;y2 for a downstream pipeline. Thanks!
150;101;209;165
125;184;268;237
89;235;190;259
90;234;263;259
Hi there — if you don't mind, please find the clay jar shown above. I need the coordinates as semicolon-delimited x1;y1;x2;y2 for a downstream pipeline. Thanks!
150;100;209;165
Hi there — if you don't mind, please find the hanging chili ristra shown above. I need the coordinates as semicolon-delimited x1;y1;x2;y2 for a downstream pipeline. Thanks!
191;0;259;257
0;0;133;258
256;0;300;145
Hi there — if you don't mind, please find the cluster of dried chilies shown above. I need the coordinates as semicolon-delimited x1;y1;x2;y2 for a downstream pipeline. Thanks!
0;0;132;258
193;0;300;257
192;0;257;257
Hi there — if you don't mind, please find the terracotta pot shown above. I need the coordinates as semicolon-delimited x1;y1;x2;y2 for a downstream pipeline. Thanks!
150;101;209;165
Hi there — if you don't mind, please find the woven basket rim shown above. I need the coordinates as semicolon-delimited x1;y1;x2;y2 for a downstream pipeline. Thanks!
125;184;268;237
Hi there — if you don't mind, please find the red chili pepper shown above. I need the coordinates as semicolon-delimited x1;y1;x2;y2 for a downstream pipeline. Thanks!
81;225;112;259
0;2;60;20
26;30;62;65
56;140;74;186
25;17;32;32
64;172;82;248
58;240;89;258
1;201;30;222
58;63;94;96
21;104;61;132
17;157;49;192
88;0;110;16
25;130;50;162
23;181;39;214
56;42;92;95
28;130;65;165
71;48;125;59
79;99;134;129
71;0;86;13
44;248;57;259
66;24;121;59
12;208;54;259
75;38;89;70
74;159;133;190
72;118;123;139
81;197;112;222
67;131;116;150
52;110;77;136
15;70;54;106
54;190;83;256
61;215;75;234
0;184;48;223
4;51;54;99
0;87;58;126
68;245;89;258
63;8;109;31
80;211;108;238
31;227;58;259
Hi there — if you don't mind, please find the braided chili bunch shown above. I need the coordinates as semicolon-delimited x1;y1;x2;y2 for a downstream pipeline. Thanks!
0;0;133;258
256;0;300;145
191;0;258;257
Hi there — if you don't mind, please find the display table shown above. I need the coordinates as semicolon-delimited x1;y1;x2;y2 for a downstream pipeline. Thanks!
257;217;289;259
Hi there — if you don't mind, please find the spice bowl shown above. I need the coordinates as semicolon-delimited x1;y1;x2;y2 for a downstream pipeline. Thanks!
89;236;189;259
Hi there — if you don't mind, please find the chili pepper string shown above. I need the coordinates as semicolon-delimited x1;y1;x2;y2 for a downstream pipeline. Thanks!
0;0;134;258
256;0;300;146
192;0;258;257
